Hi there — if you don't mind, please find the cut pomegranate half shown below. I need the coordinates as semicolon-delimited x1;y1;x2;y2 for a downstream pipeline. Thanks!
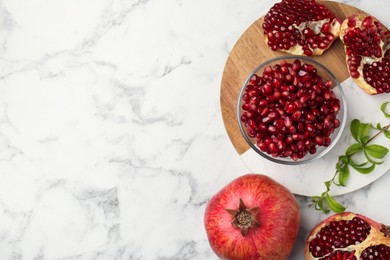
340;14;390;94
305;212;390;259
262;0;341;56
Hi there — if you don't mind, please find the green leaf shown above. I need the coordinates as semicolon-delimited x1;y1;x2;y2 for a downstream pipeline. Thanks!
315;197;329;214
361;136;370;144
336;159;349;186
338;167;350;186
349;158;368;167
351;163;375;174
376;123;382;130
384;130;390;139
346;143;363;156
358;123;370;144
350;119;361;142
364;149;384;164
381;102;390;118
365;144;389;159
326;193;346;213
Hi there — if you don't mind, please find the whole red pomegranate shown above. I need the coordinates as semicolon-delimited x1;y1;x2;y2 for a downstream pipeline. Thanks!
305;212;390;259
204;174;300;260
340;14;390;94
263;0;341;56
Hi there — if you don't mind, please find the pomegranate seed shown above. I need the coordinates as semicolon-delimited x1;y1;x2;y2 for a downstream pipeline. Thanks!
249;104;257;112
292;110;302;121
297;122;305;132
306;112;316;122
273;78;282;88
264;66;273;74
348;17;356;27
258;123;267;133
288;125;297;134
259;99;268;107
303;28;314;37
258;142;268;152
319;41;329;49
333;119;340;128
262;84;273;95
323;90;332;100
260;107;269;117
268;112;278;119
315;136;324;146
303;64;314;72
324;137;331;146
290;153;299;161
240;114;248;123
350;71;360;78
331;101;341;112
268;126;278;135
242;103;250;111
247;127;255;138
362;16;373;28
262;116;273;125
284;116;292;128
321;22;330;34
283;150;293;157
296;141;305;152
306;124;315;133
292;60;301;71
285;103;297;114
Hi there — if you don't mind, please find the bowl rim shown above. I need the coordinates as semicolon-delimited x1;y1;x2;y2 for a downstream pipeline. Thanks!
236;55;348;165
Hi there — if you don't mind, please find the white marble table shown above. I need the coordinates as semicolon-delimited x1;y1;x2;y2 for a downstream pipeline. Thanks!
0;0;389;259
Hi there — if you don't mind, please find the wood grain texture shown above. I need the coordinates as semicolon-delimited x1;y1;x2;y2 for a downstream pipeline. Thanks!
220;1;368;155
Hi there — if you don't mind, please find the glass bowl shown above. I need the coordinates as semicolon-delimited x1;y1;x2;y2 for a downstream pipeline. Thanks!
237;56;347;165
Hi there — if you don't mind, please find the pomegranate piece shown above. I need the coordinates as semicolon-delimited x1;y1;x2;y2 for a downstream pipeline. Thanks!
340;14;390;94
240;59;341;161
305;212;390;259
204;174;300;260
262;0;341;56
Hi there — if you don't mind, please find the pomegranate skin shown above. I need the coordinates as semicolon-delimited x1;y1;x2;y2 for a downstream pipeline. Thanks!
204;174;300;260
304;212;390;259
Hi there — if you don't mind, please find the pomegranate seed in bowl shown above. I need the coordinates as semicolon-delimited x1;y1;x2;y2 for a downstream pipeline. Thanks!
237;56;347;164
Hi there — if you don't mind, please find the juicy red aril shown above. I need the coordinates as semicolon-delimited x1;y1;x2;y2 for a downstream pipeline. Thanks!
308;217;371;258
362;16;373;28
240;59;341;161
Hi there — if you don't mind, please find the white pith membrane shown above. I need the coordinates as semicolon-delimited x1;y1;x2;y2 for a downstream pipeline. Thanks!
341;16;390;94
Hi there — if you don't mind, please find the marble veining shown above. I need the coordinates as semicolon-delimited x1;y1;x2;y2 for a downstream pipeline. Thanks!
1;0;390;259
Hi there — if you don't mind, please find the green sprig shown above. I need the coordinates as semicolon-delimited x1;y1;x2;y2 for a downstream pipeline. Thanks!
311;102;390;214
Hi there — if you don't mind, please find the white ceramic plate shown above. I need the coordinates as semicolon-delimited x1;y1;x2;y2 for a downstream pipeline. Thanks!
240;78;390;196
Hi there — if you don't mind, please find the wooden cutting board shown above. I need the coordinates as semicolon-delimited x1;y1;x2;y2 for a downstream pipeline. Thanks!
220;1;369;155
